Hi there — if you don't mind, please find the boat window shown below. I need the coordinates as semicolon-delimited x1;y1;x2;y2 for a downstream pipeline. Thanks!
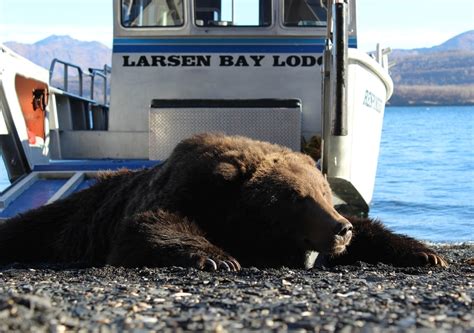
0;87;30;193
0;107;11;191
121;0;184;27
283;0;327;27
194;0;271;27
0;154;10;193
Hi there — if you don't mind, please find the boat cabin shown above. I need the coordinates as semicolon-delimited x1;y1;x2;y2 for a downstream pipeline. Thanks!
107;0;357;160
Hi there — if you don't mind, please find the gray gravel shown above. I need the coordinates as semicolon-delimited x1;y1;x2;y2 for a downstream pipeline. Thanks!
0;244;472;332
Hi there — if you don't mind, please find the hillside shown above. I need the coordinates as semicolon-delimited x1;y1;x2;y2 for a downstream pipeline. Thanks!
388;30;474;106
4;35;111;71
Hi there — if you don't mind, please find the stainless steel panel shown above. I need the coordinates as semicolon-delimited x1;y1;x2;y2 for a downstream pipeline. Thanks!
149;107;301;160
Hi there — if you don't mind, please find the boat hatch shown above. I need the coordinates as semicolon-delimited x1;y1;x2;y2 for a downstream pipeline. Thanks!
15;75;48;145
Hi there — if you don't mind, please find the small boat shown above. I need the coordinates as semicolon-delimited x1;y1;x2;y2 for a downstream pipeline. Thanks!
0;0;393;220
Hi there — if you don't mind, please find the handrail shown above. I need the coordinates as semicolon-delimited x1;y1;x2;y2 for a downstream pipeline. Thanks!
89;65;112;106
49;59;110;107
49;59;84;96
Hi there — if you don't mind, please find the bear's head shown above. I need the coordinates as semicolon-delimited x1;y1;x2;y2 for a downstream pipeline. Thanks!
193;134;353;266
161;133;353;268
237;151;353;260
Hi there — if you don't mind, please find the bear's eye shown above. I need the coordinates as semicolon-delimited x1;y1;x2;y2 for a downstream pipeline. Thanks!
294;195;310;204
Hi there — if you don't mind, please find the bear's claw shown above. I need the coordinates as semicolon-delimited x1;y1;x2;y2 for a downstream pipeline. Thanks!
202;258;241;272
224;259;241;271
204;258;218;271
218;260;231;271
415;251;448;267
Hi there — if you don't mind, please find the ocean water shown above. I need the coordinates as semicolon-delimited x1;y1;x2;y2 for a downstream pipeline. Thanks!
370;106;473;242
1;106;472;242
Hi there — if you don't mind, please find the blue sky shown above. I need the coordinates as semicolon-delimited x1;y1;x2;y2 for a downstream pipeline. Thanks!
0;0;473;51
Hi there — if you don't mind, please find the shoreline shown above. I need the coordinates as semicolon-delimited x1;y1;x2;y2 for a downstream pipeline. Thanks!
1;244;472;332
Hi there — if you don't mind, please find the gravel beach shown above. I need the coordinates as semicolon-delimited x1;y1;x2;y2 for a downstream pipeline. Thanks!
1;244;472;332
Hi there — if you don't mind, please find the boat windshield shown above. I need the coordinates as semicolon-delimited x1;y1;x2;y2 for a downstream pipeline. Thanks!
121;0;184;27
194;0;271;27
0;153;10;193
283;0;327;27
0;86;30;193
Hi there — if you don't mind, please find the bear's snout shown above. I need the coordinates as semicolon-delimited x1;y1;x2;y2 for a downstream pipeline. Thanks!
333;219;353;254
334;220;353;237
301;209;353;255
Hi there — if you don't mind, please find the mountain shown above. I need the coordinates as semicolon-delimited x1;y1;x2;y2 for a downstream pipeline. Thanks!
388;30;474;106
4;35;111;72
430;30;474;52
391;30;474;57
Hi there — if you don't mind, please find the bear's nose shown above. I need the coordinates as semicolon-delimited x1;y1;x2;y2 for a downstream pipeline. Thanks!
334;222;353;236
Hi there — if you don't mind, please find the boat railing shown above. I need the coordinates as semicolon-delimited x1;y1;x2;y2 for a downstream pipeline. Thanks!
89;65;112;106
49;59;110;107
49;59;110;131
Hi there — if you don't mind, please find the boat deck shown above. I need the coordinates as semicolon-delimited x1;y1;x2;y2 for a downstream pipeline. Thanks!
0;160;161;220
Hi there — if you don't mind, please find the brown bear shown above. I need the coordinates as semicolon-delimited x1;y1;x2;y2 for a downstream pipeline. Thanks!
0;133;447;270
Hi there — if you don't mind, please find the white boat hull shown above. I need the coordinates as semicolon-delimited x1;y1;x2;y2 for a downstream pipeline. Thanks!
323;48;393;211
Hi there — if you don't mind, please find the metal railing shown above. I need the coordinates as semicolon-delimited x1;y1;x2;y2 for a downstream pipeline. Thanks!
49;59;111;106
89;65;112;106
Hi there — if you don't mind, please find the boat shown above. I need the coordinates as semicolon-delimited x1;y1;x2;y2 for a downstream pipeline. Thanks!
0;0;393;220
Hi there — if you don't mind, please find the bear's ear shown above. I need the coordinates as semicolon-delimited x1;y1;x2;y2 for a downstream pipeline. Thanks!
213;162;240;181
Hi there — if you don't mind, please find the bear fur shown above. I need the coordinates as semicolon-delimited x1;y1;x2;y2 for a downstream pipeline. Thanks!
0;133;446;270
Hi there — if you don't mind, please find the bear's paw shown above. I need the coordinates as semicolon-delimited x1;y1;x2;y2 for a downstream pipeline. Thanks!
413;251;448;268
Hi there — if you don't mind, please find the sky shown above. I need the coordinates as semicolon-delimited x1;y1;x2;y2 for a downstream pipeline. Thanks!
0;0;473;51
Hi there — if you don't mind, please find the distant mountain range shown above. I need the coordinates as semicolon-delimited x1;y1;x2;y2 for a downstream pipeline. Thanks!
387;30;474;106
4;35;111;72
4;31;474;106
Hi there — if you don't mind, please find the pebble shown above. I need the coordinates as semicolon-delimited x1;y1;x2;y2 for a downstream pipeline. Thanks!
0;244;472;332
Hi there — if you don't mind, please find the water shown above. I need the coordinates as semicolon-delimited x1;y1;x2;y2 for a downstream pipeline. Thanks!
370;106;473;243
1;106;472;242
